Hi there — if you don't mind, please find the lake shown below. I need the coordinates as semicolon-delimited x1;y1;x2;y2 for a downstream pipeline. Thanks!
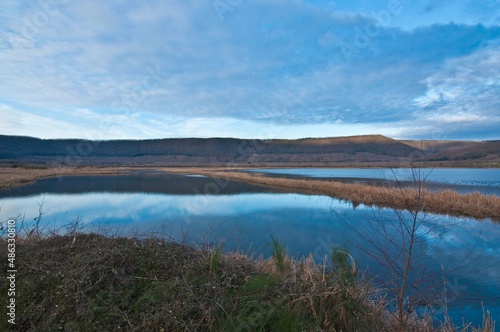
246;168;500;196
0;171;498;326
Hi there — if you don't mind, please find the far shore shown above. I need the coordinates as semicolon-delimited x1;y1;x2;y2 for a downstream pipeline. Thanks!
0;165;137;190
1;165;499;221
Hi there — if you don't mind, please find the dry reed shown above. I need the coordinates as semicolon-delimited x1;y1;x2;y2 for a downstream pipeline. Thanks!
164;168;500;221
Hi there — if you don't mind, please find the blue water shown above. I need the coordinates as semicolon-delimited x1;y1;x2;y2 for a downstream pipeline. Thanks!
0;173;498;327
247;168;500;195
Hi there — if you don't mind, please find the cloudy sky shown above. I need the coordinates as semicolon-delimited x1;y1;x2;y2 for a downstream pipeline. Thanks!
1;0;499;140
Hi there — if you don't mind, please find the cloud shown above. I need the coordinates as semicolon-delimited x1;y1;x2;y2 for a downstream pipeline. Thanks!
406;40;500;139
0;0;499;140
0;103;402;140
0;104;91;139
0;192;341;228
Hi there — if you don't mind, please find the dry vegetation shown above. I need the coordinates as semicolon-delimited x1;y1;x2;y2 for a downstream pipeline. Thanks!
0;233;495;331
1;165;498;220
162;168;500;221
0;166;136;190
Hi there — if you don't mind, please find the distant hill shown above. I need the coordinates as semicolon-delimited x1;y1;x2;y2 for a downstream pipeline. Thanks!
0;134;499;167
401;140;500;163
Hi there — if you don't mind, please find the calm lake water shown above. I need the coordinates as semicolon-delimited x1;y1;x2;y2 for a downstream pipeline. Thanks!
247;168;500;196
0;172;498;326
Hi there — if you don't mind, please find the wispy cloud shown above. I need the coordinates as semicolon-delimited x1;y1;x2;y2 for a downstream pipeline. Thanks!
0;0;499;140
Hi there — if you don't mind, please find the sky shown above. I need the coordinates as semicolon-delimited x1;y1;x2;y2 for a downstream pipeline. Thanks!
0;0;499;140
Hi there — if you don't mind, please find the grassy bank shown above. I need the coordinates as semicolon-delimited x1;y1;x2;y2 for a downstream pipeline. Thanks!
0;233;495;331
162;168;500;221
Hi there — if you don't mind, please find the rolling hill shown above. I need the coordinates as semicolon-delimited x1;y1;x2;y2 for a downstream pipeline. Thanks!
0;134;498;167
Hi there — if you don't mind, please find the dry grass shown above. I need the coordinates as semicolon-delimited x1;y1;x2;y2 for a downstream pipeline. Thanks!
0;233;381;331
162;168;500;221
1;165;498;220
0;166;136;190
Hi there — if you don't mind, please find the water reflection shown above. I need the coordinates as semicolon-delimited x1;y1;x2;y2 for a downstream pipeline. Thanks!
0;173;498;326
248;168;500;196
1;192;498;323
0;171;286;198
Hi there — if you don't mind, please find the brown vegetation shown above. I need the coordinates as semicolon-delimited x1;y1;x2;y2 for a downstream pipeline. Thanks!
1;165;498;220
0;166;135;190
163;168;500;221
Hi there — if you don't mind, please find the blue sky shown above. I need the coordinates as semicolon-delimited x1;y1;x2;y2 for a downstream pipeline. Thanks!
0;0;499;140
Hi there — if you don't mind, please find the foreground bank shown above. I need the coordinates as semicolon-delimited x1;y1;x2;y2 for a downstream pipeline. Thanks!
0;234;495;331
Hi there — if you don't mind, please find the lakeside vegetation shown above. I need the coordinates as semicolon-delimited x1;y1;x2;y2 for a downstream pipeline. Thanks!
0;165;134;190
1;166;498;221
0;233;495;331
163;168;500;221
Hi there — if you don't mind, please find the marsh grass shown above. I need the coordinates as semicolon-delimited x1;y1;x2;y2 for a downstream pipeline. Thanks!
0;166;135;190
209;243;223;276
174;169;500;221
267;235;289;275
331;246;357;285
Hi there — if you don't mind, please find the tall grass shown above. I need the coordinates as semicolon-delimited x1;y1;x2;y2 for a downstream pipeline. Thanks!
268;235;288;274
209;243;223;276
331;246;357;285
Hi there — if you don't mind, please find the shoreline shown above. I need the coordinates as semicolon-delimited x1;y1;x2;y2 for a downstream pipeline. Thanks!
0;166;138;190
161;167;500;221
1;166;499;221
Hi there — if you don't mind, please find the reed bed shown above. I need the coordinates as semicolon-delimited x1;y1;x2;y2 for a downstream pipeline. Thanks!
1;165;498;220
165;168;500;221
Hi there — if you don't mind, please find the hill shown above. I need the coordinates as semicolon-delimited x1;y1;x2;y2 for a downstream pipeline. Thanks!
0;134;499;166
401;140;500;163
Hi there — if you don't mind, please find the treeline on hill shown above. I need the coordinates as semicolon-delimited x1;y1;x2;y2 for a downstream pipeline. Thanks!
0;134;499;166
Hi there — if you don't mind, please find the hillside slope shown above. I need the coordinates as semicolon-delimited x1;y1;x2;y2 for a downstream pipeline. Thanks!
401;140;500;163
0;135;498;166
